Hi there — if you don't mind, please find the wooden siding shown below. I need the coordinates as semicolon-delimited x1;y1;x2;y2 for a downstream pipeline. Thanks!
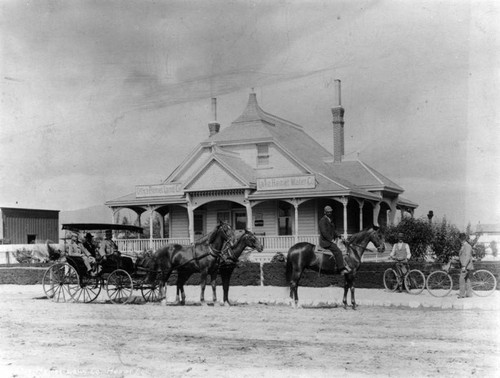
298;200;317;235
170;207;189;238
1;208;59;244
252;201;277;235
225;144;304;177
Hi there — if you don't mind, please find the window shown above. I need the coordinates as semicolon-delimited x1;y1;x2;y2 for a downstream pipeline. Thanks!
234;212;247;231
216;211;231;224
194;213;205;239
278;202;293;235
257;144;269;166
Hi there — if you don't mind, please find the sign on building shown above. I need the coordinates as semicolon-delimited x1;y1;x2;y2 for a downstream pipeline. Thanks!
257;175;316;191
136;184;184;198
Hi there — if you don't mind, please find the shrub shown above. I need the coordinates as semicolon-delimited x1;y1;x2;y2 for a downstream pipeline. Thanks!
384;217;433;261
430;218;461;263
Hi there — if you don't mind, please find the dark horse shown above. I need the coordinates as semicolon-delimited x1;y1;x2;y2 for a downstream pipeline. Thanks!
152;220;236;305
218;229;264;306
286;228;385;309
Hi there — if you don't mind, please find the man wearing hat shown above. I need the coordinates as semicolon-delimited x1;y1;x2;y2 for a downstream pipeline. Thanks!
82;233;97;258
99;230;119;260
319;205;350;275
67;233;96;275
458;232;474;298
389;232;412;291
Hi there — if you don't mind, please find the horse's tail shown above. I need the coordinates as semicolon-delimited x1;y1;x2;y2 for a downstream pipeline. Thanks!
46;240;61;261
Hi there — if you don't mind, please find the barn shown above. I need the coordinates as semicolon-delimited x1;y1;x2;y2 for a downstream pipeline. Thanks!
106;82;418;252
0;207;60;245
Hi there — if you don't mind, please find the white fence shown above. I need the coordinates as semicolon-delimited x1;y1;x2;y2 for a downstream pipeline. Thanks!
0;243;63;264
0;235;387;265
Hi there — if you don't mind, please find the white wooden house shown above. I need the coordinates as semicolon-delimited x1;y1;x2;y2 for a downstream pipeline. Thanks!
106;82;417;253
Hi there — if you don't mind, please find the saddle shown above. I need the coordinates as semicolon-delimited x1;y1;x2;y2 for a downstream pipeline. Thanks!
315;246;352;273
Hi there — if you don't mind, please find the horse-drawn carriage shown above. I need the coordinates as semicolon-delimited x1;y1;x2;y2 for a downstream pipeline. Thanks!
42;223;161;304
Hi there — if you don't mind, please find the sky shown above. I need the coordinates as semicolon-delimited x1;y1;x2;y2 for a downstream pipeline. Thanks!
1;0;499;229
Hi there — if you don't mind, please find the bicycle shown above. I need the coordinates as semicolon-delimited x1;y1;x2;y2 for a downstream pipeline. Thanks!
426;261;497;297
383;259;425;295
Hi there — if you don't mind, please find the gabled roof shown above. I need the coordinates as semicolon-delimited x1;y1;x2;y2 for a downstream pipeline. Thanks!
182;150;256;191
329;160;404;193
208;93;405;196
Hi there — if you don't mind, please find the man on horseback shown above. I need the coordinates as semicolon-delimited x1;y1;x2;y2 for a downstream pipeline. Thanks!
319;206;351;275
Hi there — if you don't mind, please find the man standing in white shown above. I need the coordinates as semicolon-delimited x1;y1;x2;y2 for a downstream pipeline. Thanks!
389;233;411;291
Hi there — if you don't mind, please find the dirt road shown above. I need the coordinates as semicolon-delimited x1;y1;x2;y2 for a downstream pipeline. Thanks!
0;285;499;377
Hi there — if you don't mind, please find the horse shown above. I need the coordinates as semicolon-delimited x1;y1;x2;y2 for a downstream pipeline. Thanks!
286;227;385;309
218;229;264;306
152;220;236;305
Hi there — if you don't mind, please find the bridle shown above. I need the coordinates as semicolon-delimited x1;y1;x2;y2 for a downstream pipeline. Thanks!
344;229;384;253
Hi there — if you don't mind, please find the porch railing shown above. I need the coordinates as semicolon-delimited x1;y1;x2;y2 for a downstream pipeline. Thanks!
114;235;321;254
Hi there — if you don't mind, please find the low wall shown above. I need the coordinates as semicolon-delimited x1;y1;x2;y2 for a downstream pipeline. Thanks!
1;261;499;289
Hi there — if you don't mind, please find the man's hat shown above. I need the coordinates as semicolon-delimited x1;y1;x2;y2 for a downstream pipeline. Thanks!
324;205;333;212
105;230;113;237
85;233;93;239
397;233;405;239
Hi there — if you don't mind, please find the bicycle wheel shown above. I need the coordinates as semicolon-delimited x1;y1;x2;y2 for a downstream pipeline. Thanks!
383;268;399;292
471;270;497;297
404;269;426;295
426;271;453;297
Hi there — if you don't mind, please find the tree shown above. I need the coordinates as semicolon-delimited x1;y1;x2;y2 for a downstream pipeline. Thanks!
384;217;433;261
430;218;461;263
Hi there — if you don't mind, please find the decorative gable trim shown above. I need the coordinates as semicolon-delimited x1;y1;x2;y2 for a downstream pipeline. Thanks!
182;155;252;192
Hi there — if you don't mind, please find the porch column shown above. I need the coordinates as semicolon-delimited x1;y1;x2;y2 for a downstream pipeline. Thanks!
373;202;381;227
400;208;405;222
359;201;364;231
293;200;299;243
148;207;154;249
341;197;348;239
244;202;253;232
186;194;194;244
159;215;165;238
112;208;120;239
244;190;253;232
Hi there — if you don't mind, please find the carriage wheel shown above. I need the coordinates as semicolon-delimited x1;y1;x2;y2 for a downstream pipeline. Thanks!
471;270;497;297
106;269;133;304
140;278;162;302
383;268;399;292
42;263;80;303
71;276;102;303
426;271;453;297
404;269;426;295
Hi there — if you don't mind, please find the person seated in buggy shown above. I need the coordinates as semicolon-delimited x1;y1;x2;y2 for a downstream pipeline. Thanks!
82;233;97;258
98;230;120;260
67;233;97;275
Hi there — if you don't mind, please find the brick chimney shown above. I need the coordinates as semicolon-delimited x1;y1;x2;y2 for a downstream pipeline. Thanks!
331;79;344;162
208;98;220;137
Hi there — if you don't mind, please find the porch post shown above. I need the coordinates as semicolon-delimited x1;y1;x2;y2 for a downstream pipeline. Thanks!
293;200;299;244
373;202;381;227
244;202;253;232
159;215;165;238
244;190;253;232
148;207;154;249
359;201;364;231
186;194;194;244
341;197;348;239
